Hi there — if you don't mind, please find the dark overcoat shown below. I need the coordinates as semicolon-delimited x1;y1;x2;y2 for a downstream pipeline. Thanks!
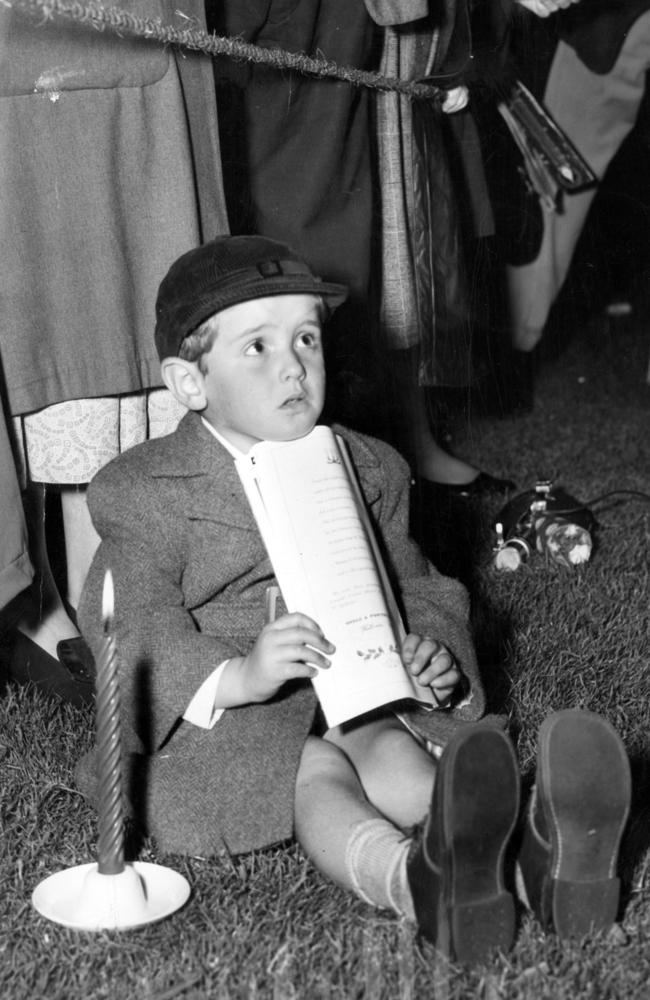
0;0;227;415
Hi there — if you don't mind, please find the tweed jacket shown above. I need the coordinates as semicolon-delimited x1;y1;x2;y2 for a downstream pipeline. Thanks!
78;412;485;856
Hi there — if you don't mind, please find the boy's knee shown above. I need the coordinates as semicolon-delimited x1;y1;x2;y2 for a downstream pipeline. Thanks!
296;735;375;802
297;735;349;786
329;714;415;764
368;718;414;758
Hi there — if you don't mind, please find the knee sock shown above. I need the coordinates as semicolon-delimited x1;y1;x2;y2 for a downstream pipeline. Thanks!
344;818;415;921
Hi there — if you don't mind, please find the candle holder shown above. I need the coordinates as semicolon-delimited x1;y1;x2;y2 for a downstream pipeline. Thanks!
32;860;191;931
32;569;190;930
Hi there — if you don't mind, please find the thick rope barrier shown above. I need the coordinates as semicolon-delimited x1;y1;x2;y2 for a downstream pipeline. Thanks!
2;0;443;101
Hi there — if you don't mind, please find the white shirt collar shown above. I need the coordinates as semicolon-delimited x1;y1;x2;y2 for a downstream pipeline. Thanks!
200;417;245;460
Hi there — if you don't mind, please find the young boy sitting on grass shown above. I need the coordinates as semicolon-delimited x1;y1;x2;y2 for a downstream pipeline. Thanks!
77;235;631;964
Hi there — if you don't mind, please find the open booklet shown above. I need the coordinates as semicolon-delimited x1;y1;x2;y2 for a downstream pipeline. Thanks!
235;426;437;728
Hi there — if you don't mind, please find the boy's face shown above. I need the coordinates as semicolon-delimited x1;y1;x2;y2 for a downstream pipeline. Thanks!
200;294;326;451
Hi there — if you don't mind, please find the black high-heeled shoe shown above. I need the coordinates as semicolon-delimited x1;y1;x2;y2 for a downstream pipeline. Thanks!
418;471;516;500
2;630;94;708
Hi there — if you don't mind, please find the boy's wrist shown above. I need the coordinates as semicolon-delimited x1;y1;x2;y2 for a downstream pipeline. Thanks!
215;655;253;708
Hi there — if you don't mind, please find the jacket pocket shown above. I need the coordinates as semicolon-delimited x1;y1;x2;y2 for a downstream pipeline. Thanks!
0;2;169;97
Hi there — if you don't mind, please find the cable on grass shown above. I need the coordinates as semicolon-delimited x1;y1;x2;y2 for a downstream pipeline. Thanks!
542;490;650;521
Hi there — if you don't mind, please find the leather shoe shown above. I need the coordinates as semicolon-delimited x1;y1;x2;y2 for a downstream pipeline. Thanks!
407;723;520;964
2;630;94;709
417;472;516;501
57;636;95;687
518;709;631;938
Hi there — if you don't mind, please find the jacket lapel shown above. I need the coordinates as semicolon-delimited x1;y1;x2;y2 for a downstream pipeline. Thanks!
152;416;382;529
151;412;258;530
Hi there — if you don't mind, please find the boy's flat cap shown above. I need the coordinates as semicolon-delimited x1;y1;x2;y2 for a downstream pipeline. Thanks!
155;235;348;360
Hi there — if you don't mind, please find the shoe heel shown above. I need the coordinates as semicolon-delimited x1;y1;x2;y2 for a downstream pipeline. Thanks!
551;877;621;938
443;727;520;964
450;892;516;964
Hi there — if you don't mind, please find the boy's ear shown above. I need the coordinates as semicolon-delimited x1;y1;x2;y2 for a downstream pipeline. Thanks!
160;357;207;412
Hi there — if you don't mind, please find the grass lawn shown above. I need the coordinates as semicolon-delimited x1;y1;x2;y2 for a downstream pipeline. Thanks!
2;299;650;999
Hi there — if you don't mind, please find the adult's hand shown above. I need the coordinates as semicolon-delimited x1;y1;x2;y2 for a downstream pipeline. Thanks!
516;0;581;17
441;85;469;114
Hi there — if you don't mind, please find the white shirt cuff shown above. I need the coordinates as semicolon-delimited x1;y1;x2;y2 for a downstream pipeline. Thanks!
183;660;230;729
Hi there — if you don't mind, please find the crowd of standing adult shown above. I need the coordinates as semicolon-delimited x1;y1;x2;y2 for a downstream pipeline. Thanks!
2;0;636;707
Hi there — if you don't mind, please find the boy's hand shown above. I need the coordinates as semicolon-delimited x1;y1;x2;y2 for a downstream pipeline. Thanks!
401;634;461;707
240;613;334;703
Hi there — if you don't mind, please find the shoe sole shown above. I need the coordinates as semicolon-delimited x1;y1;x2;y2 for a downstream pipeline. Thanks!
436;725;520;964
538;709;631;938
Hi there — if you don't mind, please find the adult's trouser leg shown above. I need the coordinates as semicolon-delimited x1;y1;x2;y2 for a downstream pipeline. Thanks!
507;13;650;351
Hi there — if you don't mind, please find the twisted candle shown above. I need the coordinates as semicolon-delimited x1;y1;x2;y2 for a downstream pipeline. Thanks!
95;569;125;876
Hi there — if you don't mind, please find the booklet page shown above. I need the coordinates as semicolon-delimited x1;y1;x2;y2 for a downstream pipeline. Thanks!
236;427;434;726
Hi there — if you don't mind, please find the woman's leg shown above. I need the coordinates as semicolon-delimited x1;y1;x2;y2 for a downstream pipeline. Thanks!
11;484;99;658
61;486;100;610
407;383;480;486
15;484;78;657
391;349;480;485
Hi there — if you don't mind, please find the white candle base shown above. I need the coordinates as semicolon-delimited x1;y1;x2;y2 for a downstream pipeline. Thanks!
32;861;190;930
